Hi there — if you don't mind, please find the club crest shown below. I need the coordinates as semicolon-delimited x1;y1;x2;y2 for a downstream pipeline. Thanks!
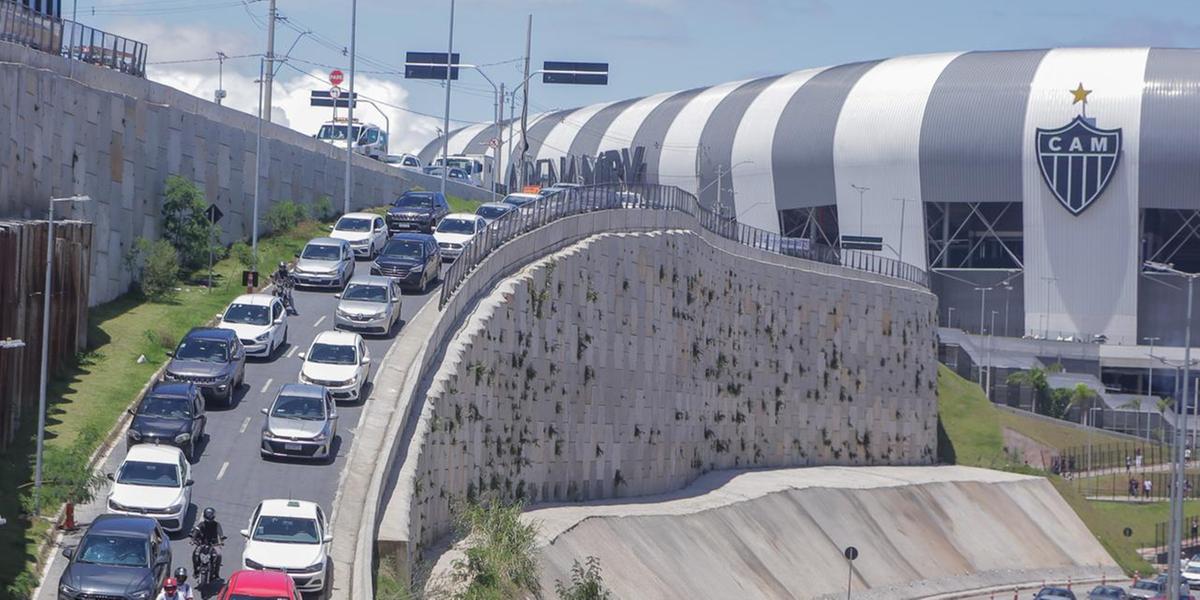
1035;85;1122;216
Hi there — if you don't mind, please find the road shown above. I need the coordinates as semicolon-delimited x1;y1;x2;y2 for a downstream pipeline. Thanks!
36;264;438;599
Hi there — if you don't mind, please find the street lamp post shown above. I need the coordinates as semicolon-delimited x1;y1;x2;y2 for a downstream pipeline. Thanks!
1146;337;1161;442
1041;275;1059;338
947;306;956;329
850;184;870;236
1002;282;1013;337
34;195;90;514
344;0;359;215
1144;260;1198;600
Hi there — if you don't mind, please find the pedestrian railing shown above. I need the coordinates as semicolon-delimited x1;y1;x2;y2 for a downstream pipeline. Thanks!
438;183;929;309
0;0;147;77
1057;441;1170;476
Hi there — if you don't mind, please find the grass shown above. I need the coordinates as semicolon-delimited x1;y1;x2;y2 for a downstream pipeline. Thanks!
1088;500;1200;549
0;218;332;599
362;195;484;218
995;408;1160;457
937;364;1157;576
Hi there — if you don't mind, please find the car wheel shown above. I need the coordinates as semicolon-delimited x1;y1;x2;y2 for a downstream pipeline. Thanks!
187;440;197;462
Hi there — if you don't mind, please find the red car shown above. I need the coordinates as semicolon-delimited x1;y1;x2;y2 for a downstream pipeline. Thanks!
218;569;301;600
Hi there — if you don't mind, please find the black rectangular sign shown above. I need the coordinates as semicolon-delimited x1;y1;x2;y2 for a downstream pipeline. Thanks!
310;90;357;108
841;235;884;252
543;61;608;85
405;51;460;80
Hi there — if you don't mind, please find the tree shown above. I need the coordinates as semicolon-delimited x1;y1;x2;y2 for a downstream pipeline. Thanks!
124;237;179;300
161;175;215;270
1006;363;1063;415
1069;383;1100;423
555;557;611;600
1122;397;1151;440
450;495;542;600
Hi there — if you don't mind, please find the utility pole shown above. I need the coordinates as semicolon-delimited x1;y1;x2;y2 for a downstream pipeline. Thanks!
252;57;265;269
518;14;532;189
507;90;516;190
263;0;277;121
215;51;227;105
495;81;505;198
344;0;358;215
850;184;869;236
1041;275;1059;338
716;164;724;218
974;286;992;388
440;0;456;197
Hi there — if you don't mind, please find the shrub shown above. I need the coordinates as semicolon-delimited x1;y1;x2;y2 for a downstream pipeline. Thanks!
313;195;336;220
450;495;541;600
125;238;179;300
555;556;611;600
161;175;216;270
230;241;255;270
266;200;309;233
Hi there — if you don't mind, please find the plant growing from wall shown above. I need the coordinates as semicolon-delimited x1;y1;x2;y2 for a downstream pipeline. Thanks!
449;495;542;600
555;556;612;600
124;237;179;300
161;175;218;270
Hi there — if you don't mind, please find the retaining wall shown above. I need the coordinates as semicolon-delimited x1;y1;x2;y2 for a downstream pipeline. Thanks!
0;40;490;305
400;227;939;557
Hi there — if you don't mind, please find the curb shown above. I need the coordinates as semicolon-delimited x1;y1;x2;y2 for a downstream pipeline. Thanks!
921;575;1125;600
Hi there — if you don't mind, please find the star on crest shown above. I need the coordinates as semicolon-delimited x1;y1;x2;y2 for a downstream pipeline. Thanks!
1070;82;1092;105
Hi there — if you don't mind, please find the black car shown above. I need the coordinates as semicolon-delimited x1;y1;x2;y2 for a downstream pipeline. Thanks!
1035;587;1078;600
386;191;450;234
1087;585;1127;600
58;514;171;600
162;327;246;407
126;382;207;461
371;233;441;292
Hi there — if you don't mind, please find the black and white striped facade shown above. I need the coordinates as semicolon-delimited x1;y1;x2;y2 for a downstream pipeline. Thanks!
421;48;1200;346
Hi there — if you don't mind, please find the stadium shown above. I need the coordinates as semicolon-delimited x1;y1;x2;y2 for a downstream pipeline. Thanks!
422;47;1200;363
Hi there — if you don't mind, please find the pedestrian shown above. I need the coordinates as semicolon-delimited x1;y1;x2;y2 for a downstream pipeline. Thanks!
1126;455;1132;472
1188;447;1193;464
1192;517;1198;541
1129;477;1139;498
1145;478;1153;499
1188;479;1195;499
1136;448;1144;469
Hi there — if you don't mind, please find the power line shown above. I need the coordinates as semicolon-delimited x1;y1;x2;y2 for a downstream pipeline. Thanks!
148;52;260;66
277;62;483;125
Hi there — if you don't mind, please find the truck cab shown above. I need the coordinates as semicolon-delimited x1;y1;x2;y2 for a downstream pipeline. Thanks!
316;119;388;160
431;154;495;189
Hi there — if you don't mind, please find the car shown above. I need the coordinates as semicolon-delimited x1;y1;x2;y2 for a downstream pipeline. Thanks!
218;569;302;600
1129;576;1167;599
240;499;332;594
371;233;441;292
538;185;569;198
217;294;289;358
105;445;193;533
475;201;514;224
58;514;172;600
386;190;450;234
381;153;422;171
330;212;389;259
1035;587;1078;600
163;327;245;407
126;382;207;461
1185;562;1200;589
433;213;487;261
291;237;355;289
260;383;338;462
501;192;540;208
423;165;471;182
334;275;402;334
1088;585;1128;600
298;330;371;402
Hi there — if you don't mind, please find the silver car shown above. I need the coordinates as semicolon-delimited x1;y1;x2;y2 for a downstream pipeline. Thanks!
260;383;338;461
334;275;402;335
291;237;355;289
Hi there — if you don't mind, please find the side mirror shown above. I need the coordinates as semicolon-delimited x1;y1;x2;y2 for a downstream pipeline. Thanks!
240;529;250;539
261;407;269;415
157;554;170;566
165;350;174;357
106;473;115;481
323;534;334;543
392;297;400;304
62;546;75;559
127;408;135;416
216;312;224;319
330;414;339;421
274;318;284;325
298;352;306;359
294;252;301;259
185;479;195;487
334;293;341;299
362;357;372;365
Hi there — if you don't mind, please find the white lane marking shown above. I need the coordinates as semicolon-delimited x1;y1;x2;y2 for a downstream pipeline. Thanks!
286;345;298;358
239;416;251;434
314;315;327;328
260;378;273;394
216;461;229;481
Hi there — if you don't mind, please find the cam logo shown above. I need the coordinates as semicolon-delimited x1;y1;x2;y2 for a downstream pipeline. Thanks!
1035;83;1122;216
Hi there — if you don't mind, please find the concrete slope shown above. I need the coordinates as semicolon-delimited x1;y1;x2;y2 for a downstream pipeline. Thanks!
525;466;1119;600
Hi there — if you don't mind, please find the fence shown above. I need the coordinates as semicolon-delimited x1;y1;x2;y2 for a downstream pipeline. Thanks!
1059;441;1170;475
1154;518;1200;561
438;183;929;309
1075;468;1200;500
0;0;147;76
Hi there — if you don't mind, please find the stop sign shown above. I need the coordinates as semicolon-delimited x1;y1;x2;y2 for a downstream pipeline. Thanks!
329;70;344;86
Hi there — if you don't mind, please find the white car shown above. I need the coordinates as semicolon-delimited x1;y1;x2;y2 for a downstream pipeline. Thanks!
433;213;486;261
241;499;332;594
382;153;422;170
475;202;514;224
501;192;540;209
1185;562;1200;589
334;275;402;335
106;444;193;533
217;294;288;358
291;238;355;289
330;212;389;259
298;330;371;402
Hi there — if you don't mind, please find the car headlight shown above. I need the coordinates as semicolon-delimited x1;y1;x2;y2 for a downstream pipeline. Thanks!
310;431;328;442
130;591;152;600
127;429;143;441
58;582;79;596
303;560;326;573
410;263;424;273
336;377;356;387
108;498;129;511
174;432;192;444
167;499;188;513
255;332;271;342
245;557;266;570
336;308;352;318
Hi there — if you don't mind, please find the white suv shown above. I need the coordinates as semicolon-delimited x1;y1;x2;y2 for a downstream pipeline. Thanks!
330;212;389;259
433;213;486;261
217;294;288;358
106;444;193;533
241;499;331;594
298;330;371;402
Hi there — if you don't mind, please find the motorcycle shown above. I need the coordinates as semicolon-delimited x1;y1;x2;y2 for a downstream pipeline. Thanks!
191;535;223;587
272;271;295;314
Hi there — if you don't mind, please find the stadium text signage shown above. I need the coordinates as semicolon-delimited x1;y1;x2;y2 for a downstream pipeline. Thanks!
1035;84;1122;216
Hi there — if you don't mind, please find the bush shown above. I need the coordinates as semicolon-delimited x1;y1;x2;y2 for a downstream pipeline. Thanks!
313;196;336;221
266;200;309;233
162;175;216;271
125;238;179;300
450;495;541;600
555;556;611;600
230;241;255;270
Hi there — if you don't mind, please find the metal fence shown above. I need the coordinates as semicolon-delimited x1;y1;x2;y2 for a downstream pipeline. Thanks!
1058;441;1170;475
0;0;147;76
0;0;58;52
438;183;929;309
1154;518;1200;560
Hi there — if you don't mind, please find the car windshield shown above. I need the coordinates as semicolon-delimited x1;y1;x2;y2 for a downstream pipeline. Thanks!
117;460;180;488
1189;565;1200;574
343;284;387;303
437;219;475;235
302;244;341;260
382;240;424;258
395;194;433;208
138;394;191;418
75;534;148;567
316;124;361;142
253;516;320;544
308;342;357;365
1132;581;1160;590
224;303;270;326
335;217;373;232
174;338;229;362
435;158;474;172
271;395;326;421
476;206;510;220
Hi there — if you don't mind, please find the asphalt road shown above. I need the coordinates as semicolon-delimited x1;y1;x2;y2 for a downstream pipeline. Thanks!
37;262;438;600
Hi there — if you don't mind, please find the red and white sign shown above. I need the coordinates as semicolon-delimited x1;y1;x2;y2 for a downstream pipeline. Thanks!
329;69;344;86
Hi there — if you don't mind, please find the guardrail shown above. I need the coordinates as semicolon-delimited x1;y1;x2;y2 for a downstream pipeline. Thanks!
439;183;928;309
0;0;147;77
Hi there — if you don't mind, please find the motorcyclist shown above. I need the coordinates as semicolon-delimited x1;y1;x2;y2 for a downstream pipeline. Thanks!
190;507;225;578
272;261;295;311
155;578;184;600
173;567;194;600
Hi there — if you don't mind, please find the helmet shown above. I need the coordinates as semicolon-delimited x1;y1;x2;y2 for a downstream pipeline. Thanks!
163;578;178;593
278;261;287;270
203;507;215;521
174;567;187;581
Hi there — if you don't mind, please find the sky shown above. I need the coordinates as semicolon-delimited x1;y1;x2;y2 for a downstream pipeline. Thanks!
72;0;1200;154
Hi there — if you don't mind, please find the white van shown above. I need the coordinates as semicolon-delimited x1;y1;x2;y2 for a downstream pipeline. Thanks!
432;154;495;188
315;119;388;160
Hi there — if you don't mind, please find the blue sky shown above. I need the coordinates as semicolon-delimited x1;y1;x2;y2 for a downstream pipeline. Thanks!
78;0;1200;152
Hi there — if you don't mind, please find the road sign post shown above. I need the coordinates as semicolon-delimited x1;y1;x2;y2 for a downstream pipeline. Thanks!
844;546;859;600
329;69;344;87
204;204;224;291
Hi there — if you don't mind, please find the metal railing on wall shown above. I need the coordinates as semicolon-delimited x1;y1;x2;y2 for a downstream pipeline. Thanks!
438;183;930;309
1;0;147;77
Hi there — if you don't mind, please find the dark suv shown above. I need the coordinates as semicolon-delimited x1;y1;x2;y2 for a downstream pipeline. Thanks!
127;382;207;461
58;514;171;600
371;233;440;292
163;327;245;407
386;191;450;233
